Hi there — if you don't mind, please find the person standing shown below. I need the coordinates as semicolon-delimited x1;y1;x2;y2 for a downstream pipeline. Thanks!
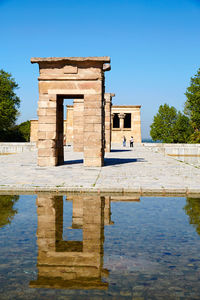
130;136;134;147
123;136;126;147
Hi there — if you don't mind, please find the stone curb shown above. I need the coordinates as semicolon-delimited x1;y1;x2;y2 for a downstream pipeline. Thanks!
0;185;200;196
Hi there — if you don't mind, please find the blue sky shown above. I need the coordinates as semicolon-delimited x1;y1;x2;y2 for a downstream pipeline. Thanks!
0;0;200;138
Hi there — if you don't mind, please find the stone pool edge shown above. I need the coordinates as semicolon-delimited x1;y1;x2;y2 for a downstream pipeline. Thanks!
0;185;200;197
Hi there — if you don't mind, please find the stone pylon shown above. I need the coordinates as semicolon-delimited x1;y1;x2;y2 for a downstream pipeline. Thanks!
31;57;111;167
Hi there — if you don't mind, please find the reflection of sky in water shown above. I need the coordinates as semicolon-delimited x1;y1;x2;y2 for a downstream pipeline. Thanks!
1;195;200;299
169;155;200;167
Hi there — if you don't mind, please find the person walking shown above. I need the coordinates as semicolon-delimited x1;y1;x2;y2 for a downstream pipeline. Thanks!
130;136;134;147
123;136;126;147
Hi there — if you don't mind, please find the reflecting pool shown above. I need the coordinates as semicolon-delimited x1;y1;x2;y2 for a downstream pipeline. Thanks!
1;194;200;299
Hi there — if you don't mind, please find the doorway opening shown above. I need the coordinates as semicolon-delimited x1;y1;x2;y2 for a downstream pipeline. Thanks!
56;95;83;165
124;113;131;128
113;113;120;128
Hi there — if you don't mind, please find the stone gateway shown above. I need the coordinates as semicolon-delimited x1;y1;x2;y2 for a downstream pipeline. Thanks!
31;57;111;167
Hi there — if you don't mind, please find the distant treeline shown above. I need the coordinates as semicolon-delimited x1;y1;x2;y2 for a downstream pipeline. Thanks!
150;68;200;143
0;120;30;142
142;139;161;143
0;69;30;142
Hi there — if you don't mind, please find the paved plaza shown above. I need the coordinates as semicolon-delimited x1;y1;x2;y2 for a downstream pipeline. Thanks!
0;145;200;194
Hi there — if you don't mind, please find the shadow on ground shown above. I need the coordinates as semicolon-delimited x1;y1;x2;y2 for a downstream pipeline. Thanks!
104;158;146;166
63;158;146;166
111;149;132;152
64;159;83;165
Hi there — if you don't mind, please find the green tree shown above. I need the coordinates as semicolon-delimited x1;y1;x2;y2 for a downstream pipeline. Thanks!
0;121;30;142
0;69;20;140
0;195;19;228
184;198;200;236
189;131;200;143
18;120;30;142
150;104;178;143
172;112;193;143
184;68;200;131
150;104;194;143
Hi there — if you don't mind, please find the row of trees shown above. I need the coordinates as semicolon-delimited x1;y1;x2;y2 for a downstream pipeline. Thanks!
0;69;30;142
150;68;200;143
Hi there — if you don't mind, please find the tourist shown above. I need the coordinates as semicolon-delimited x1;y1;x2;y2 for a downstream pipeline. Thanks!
123;136;126;147
63;135;66;145
130;136;134;147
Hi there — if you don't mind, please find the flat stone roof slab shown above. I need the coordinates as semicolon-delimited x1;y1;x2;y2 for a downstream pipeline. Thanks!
31;56;111;63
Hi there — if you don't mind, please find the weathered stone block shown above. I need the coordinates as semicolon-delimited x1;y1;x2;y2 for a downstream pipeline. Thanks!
38;148;57;157
84;157;103;167
38;156;58;166
38;101;57;109
37;109;47;116
83;149;102;158
84;115;102;124
38;123;56;132
46;131;57;139
39;116;57;124
84;109;102;117
38;140;56;149
78;81;102;93
63;65;78;74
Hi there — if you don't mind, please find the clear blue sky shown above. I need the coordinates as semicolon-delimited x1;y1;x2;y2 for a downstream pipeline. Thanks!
0;0;200;138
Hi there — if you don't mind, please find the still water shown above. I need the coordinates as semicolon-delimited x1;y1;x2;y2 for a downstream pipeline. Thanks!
1;194;200;299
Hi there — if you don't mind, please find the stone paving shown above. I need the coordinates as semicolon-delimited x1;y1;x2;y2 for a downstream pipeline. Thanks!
0;145;200;194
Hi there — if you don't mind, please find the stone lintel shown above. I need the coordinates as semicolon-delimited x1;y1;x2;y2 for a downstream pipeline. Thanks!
73;99;84;104
37;76;101;81
31;56;110;64
113;105;141;108
47;89;97;95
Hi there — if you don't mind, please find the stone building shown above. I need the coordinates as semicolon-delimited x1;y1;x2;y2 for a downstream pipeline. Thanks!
31;104;142;146
30;56;141;167
31;56;111;167
65;104;141;144
111;105;141;144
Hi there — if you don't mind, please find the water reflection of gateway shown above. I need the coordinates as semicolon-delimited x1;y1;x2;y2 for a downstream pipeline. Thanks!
30;194;140;290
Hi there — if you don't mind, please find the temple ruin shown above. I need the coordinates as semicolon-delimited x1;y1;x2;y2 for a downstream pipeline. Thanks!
31;104;142;148
64;104;142;146
31;57;111;167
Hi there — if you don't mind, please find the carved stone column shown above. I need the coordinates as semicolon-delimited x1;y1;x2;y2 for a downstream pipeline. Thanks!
119;113;126;130
104;93;115;152
73;99;84;152
111;113;114;129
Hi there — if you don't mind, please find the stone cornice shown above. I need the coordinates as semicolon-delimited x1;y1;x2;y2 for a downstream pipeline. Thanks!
113;105;141;108
31;56;110;63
